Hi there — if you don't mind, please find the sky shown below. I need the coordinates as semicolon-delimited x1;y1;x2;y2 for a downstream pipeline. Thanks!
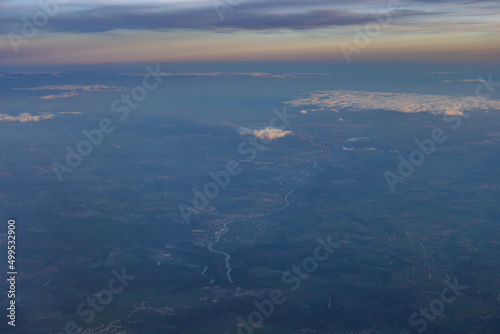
0;0;499;65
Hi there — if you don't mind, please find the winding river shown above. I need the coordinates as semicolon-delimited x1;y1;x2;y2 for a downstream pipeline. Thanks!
207;180;295;283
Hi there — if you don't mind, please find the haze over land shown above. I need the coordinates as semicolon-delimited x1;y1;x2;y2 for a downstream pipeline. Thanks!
0;0;500;333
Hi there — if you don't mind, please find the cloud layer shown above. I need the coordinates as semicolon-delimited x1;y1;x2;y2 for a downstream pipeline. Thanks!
286;90;500;116
1;0;497;35
0;1;426;33
238;127;292;139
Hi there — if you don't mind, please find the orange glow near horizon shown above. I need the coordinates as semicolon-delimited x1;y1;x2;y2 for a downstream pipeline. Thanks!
1;30;498;65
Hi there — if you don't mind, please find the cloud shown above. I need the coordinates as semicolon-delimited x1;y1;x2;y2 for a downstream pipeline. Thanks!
286;90;500;116
14;84;122;99
441;79;487;83
0;113;55;122
0;1;440;34
120;72;330;78
0;71;66;78
14;84;121;91
420;72;461;75
347;137;370;142
40;91;80;100
58;111;82;115
237;127;292;139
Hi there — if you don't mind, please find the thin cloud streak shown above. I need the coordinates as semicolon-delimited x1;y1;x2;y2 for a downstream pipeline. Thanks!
13;84;123;99
120;72;331;78
13;84;122;91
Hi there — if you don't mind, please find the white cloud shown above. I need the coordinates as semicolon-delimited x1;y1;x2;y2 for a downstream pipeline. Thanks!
420;72;461;75
40;91;80;100
286;90;500;116
0;71;66;78
14;84;122;100
442;79;488;83
0;113;55;122
14;84;121;91
121;72;330;79
346;137;369;142
237;127;292;140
